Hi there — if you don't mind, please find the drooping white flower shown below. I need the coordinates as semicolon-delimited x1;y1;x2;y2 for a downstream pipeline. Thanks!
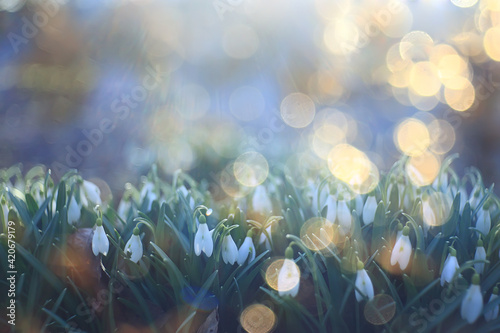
485;287;499;322
461;274;483;324
258;225;272;251
92;219;109;256
278;247;300;297
469;185;482;210
68;196;81;225
474;239;487;274
337;200;352;234
362;195;377;225
140;181;157;211
81;180;102;207
117;197;133;222
325;195;337;223
125;227;143;263
355;261;374;302
237;231;256;265
194;216;213;257
178;185;195;210
476;208;491;236
440;249;459;286
390;226;412;270
252;185;272;215
355;195;363;215
221;233;238;265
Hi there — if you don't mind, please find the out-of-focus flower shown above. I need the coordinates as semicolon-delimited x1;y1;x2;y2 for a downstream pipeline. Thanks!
474;238;487;274
278;246;300;297
221;233;238;265
440;248;459;286
92;218;109;256
259;225;272;251
194;215;213;257
178;185;195;210
80;180;102;207
362;195;377;225
125;227;143;263
461;273;483;324
325;195;336;223
68;196;81;225
237;230;256;265
485;287;499;322
140;181;157;211
252;185;272;215
476;207;491;236
355;260;374;302
337;200;351;234
390;226;412;270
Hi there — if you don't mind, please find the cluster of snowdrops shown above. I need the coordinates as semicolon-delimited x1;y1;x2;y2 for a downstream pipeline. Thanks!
1;159;500;331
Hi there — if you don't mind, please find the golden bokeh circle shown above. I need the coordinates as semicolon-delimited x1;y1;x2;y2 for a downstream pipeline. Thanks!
240;304;276;333
395;118;430;157
300;217;334;251
233;151;269;187
406;151;441;187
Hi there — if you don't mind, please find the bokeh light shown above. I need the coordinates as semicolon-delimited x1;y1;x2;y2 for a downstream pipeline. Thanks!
406;151;441;187
364;294;396;325
300;217;335;251
240;304;276;333
280;93;316;128
264;258;301;294
422;192;452;227
233;151;269;187
395;118;430;157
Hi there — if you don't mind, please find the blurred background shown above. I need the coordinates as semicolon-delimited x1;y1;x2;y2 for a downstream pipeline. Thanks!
1;0;500;196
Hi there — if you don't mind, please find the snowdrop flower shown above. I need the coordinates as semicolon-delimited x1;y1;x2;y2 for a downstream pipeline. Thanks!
337;200;352;234
476;207;491;236
355;195;363;215
461;273;483;324
125;227;143;263
485;287;499;322
259;225;272;251
362;195;377;225
117;196;133;222
2;200;8;231
355;260;374;302
140;181;157;211
178;186;195;210
68;196;81;225
92;218;109;256
325;195;337;223
440;248;459;286
80;180;102;207
252;185;272;215
237;230;256;265
390;225;412;270
469;185;482;211
474;238;487;274
278;246;300;297
194;215;213;257
221;233;238;265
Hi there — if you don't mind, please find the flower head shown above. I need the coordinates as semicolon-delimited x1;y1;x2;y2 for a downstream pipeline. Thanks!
258;225;272;251
278;246;300;297
461;273;483;324
68;196;81;225
474;238;487;274
194;215;213;257
92;218;109;256
337;200;352;234
362;195;377;225
125;227;143;263
221;233;238;265
476;208;491;236
390;226;412;270
252;185;272;215
325;195;337;223
485;287;499;322
355;260;374;302
237;230;256;265
440;248;459;286
80;180;102;207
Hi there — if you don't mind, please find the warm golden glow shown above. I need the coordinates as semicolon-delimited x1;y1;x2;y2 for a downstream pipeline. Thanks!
444;78;475;111
240;304;276;333
406;151;441;187
265;259;301;293
300;217;334;251
364;294;396;325
450;0;478;8
395;118;430;156
399;31;433;62
409;61;441;97
484;26;500;61
422;192;452;227
428;120;456;155
327;144;373;189
233;151;269;187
